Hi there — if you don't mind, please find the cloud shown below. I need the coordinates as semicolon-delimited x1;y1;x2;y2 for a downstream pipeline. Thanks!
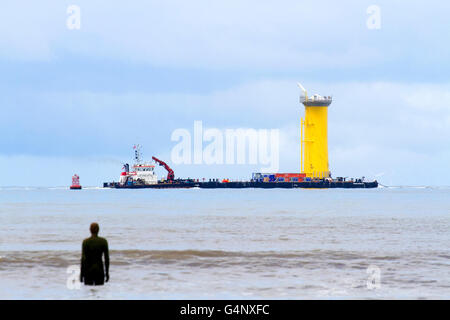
0;154;121;187
1;0;450;74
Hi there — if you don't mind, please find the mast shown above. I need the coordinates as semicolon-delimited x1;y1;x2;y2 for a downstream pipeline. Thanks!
133;144;142;164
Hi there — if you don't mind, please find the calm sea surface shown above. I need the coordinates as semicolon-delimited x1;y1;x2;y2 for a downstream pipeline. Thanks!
0;186;449;299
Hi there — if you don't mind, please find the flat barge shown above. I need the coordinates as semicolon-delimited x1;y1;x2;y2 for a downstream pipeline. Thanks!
102;145;378;190
103;180;378;189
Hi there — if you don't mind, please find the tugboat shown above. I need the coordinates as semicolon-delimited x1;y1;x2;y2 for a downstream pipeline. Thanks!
118;145;158;187
70;174;82;190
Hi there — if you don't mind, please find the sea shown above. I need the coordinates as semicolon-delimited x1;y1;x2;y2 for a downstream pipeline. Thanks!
0;186;449;299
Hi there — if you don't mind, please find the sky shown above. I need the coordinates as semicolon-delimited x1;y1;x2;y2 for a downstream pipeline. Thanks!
1;0;450;186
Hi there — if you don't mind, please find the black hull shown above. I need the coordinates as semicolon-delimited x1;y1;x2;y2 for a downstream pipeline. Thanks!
103;180;378;189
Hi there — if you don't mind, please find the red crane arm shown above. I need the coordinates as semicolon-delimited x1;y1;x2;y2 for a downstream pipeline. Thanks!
152;156;175;181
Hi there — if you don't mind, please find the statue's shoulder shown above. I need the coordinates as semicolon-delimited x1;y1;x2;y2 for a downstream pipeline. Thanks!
82;238;90;247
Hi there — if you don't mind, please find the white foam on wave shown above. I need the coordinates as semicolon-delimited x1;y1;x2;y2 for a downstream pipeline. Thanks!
81;186;105;190
0;186;39;191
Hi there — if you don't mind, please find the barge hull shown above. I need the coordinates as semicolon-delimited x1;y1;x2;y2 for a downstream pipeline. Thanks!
103;180;378;189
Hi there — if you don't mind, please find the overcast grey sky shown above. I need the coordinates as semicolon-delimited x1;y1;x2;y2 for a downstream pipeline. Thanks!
1;1;449;186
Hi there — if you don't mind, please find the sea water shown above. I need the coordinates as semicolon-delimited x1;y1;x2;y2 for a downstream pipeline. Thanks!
0;186;449;299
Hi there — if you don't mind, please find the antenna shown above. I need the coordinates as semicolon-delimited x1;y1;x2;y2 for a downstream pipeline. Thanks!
134;144;142;164
297;82;308;101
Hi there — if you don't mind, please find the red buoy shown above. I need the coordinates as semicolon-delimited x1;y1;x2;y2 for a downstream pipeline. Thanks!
70;174;82;190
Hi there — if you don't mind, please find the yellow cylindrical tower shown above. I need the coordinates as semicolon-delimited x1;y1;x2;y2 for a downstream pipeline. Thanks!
299;86;332;178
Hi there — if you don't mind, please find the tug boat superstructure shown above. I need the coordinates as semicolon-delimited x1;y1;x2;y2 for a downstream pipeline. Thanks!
119;145;158;186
